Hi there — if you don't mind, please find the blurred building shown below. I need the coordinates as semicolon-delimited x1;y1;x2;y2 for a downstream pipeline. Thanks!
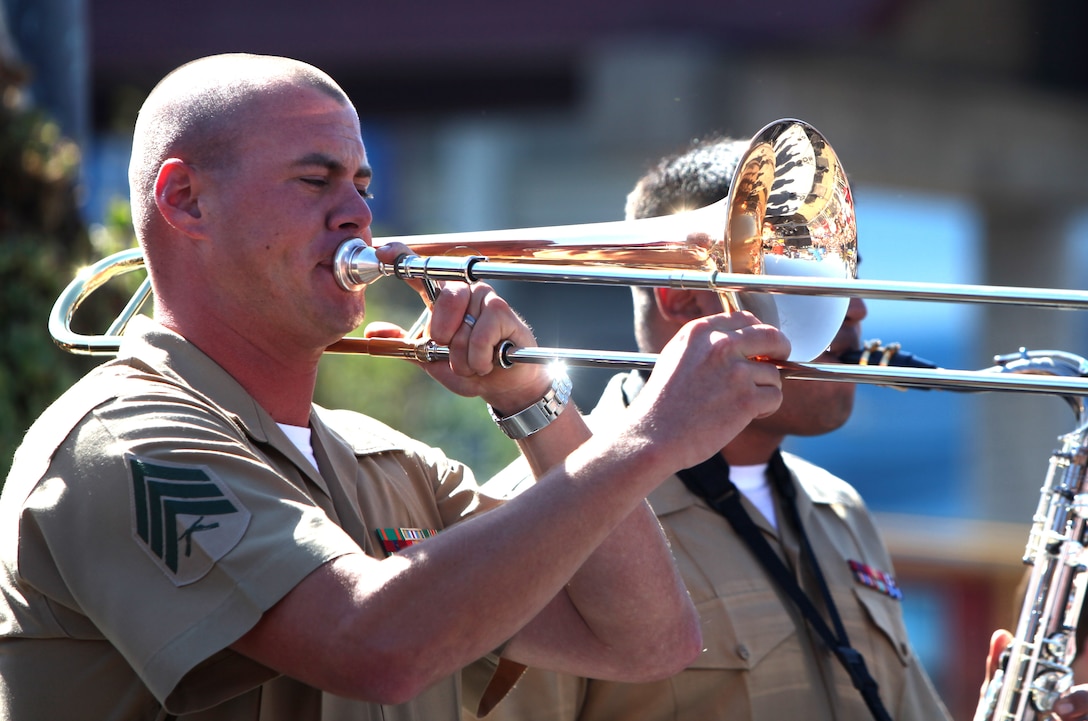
12;0;1088;715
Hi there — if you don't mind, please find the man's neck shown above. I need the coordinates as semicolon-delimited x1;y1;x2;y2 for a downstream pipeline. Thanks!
164;316;321;426
721;430;783;466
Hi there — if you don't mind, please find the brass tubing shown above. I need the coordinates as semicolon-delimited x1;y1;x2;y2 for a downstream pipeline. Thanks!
324;336;1088;397
48;249;1088;396
333;242;1088;311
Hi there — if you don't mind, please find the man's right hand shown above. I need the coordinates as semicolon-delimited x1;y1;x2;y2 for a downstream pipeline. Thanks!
624;309;790;472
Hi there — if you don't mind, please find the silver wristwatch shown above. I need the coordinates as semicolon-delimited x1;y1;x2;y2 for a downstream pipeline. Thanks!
488;370;573;440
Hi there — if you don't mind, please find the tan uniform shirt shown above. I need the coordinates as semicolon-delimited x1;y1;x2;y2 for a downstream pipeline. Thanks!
0;317;501;720
471;372;951;721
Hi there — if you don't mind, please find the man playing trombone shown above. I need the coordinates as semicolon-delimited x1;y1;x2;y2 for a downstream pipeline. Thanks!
0;54;797;720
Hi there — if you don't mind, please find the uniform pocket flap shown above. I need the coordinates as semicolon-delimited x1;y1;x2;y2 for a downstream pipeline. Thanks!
686;594;796;670
853;587;912;665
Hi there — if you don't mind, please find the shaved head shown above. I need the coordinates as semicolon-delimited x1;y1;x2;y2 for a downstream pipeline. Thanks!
128;53;353;245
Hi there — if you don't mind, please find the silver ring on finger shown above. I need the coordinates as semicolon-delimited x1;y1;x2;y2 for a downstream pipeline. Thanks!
462;313;477;329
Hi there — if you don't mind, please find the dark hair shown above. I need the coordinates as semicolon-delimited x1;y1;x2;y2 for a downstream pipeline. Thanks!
627;135;749;340
624;134;748;221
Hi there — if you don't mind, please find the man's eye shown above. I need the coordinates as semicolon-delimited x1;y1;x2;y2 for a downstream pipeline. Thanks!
358;187;374;200
302;177;328;187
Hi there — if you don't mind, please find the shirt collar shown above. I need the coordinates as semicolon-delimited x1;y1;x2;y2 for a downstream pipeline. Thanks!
117;316;336;494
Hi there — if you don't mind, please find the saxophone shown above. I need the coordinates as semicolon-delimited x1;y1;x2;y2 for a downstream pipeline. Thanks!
973;349;1088;721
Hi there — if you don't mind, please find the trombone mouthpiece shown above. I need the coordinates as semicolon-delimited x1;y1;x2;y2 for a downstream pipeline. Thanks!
334;238;383;290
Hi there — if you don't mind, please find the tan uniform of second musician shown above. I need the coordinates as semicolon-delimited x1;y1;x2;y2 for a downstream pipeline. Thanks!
475;371;951;721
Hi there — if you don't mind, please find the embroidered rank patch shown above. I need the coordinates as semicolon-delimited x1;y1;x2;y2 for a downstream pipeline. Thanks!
848;559;903;600
128;454;251;586
376;527;438;558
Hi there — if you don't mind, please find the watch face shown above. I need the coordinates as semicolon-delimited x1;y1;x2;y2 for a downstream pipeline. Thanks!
489;372;572;439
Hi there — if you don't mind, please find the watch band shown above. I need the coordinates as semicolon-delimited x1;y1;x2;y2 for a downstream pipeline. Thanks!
488;370;573;440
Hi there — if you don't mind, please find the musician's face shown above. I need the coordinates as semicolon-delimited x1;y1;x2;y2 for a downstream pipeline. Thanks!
197;84;374;350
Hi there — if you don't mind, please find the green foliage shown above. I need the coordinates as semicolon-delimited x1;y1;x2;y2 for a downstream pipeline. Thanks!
0;86;118;483
0;237;94;472
315;278;520;484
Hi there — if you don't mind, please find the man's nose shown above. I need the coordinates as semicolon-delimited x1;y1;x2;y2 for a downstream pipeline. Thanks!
846;297;868;323
331;187;373;233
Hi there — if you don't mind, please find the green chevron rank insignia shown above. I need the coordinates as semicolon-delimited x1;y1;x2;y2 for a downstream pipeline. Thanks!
128;454;251;586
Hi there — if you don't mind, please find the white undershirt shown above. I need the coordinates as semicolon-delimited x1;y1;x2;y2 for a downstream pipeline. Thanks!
729;463;778;530
277;423;319;471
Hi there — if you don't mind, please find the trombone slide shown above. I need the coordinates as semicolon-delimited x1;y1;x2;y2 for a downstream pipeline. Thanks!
323;336;1088;397
335;240;1088;311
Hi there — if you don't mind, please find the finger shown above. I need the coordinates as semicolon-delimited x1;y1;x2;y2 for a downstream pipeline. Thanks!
438;284;491;378
979;628;1012;707
699;313;792;363
700;309;765;332
374;242;446;307
749;382;784;419
732;323;793;363
985;628;1012;679
428;283;474;345
1054;688;1088;720
444;285;539;380
361;321;409;339
458;287;508;377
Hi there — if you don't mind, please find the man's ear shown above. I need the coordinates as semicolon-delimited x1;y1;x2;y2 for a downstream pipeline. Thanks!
654;288;723;323
154;158;208;238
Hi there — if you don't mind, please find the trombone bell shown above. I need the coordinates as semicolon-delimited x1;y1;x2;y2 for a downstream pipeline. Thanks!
723;120;855;361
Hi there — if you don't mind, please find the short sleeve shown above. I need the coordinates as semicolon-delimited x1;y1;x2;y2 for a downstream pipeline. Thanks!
15;387;362;710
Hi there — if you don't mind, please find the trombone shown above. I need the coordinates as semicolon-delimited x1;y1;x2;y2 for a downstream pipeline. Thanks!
49;119;1088;396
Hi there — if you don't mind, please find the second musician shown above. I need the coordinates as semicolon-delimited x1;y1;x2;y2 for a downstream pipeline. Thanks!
468;135;952;721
